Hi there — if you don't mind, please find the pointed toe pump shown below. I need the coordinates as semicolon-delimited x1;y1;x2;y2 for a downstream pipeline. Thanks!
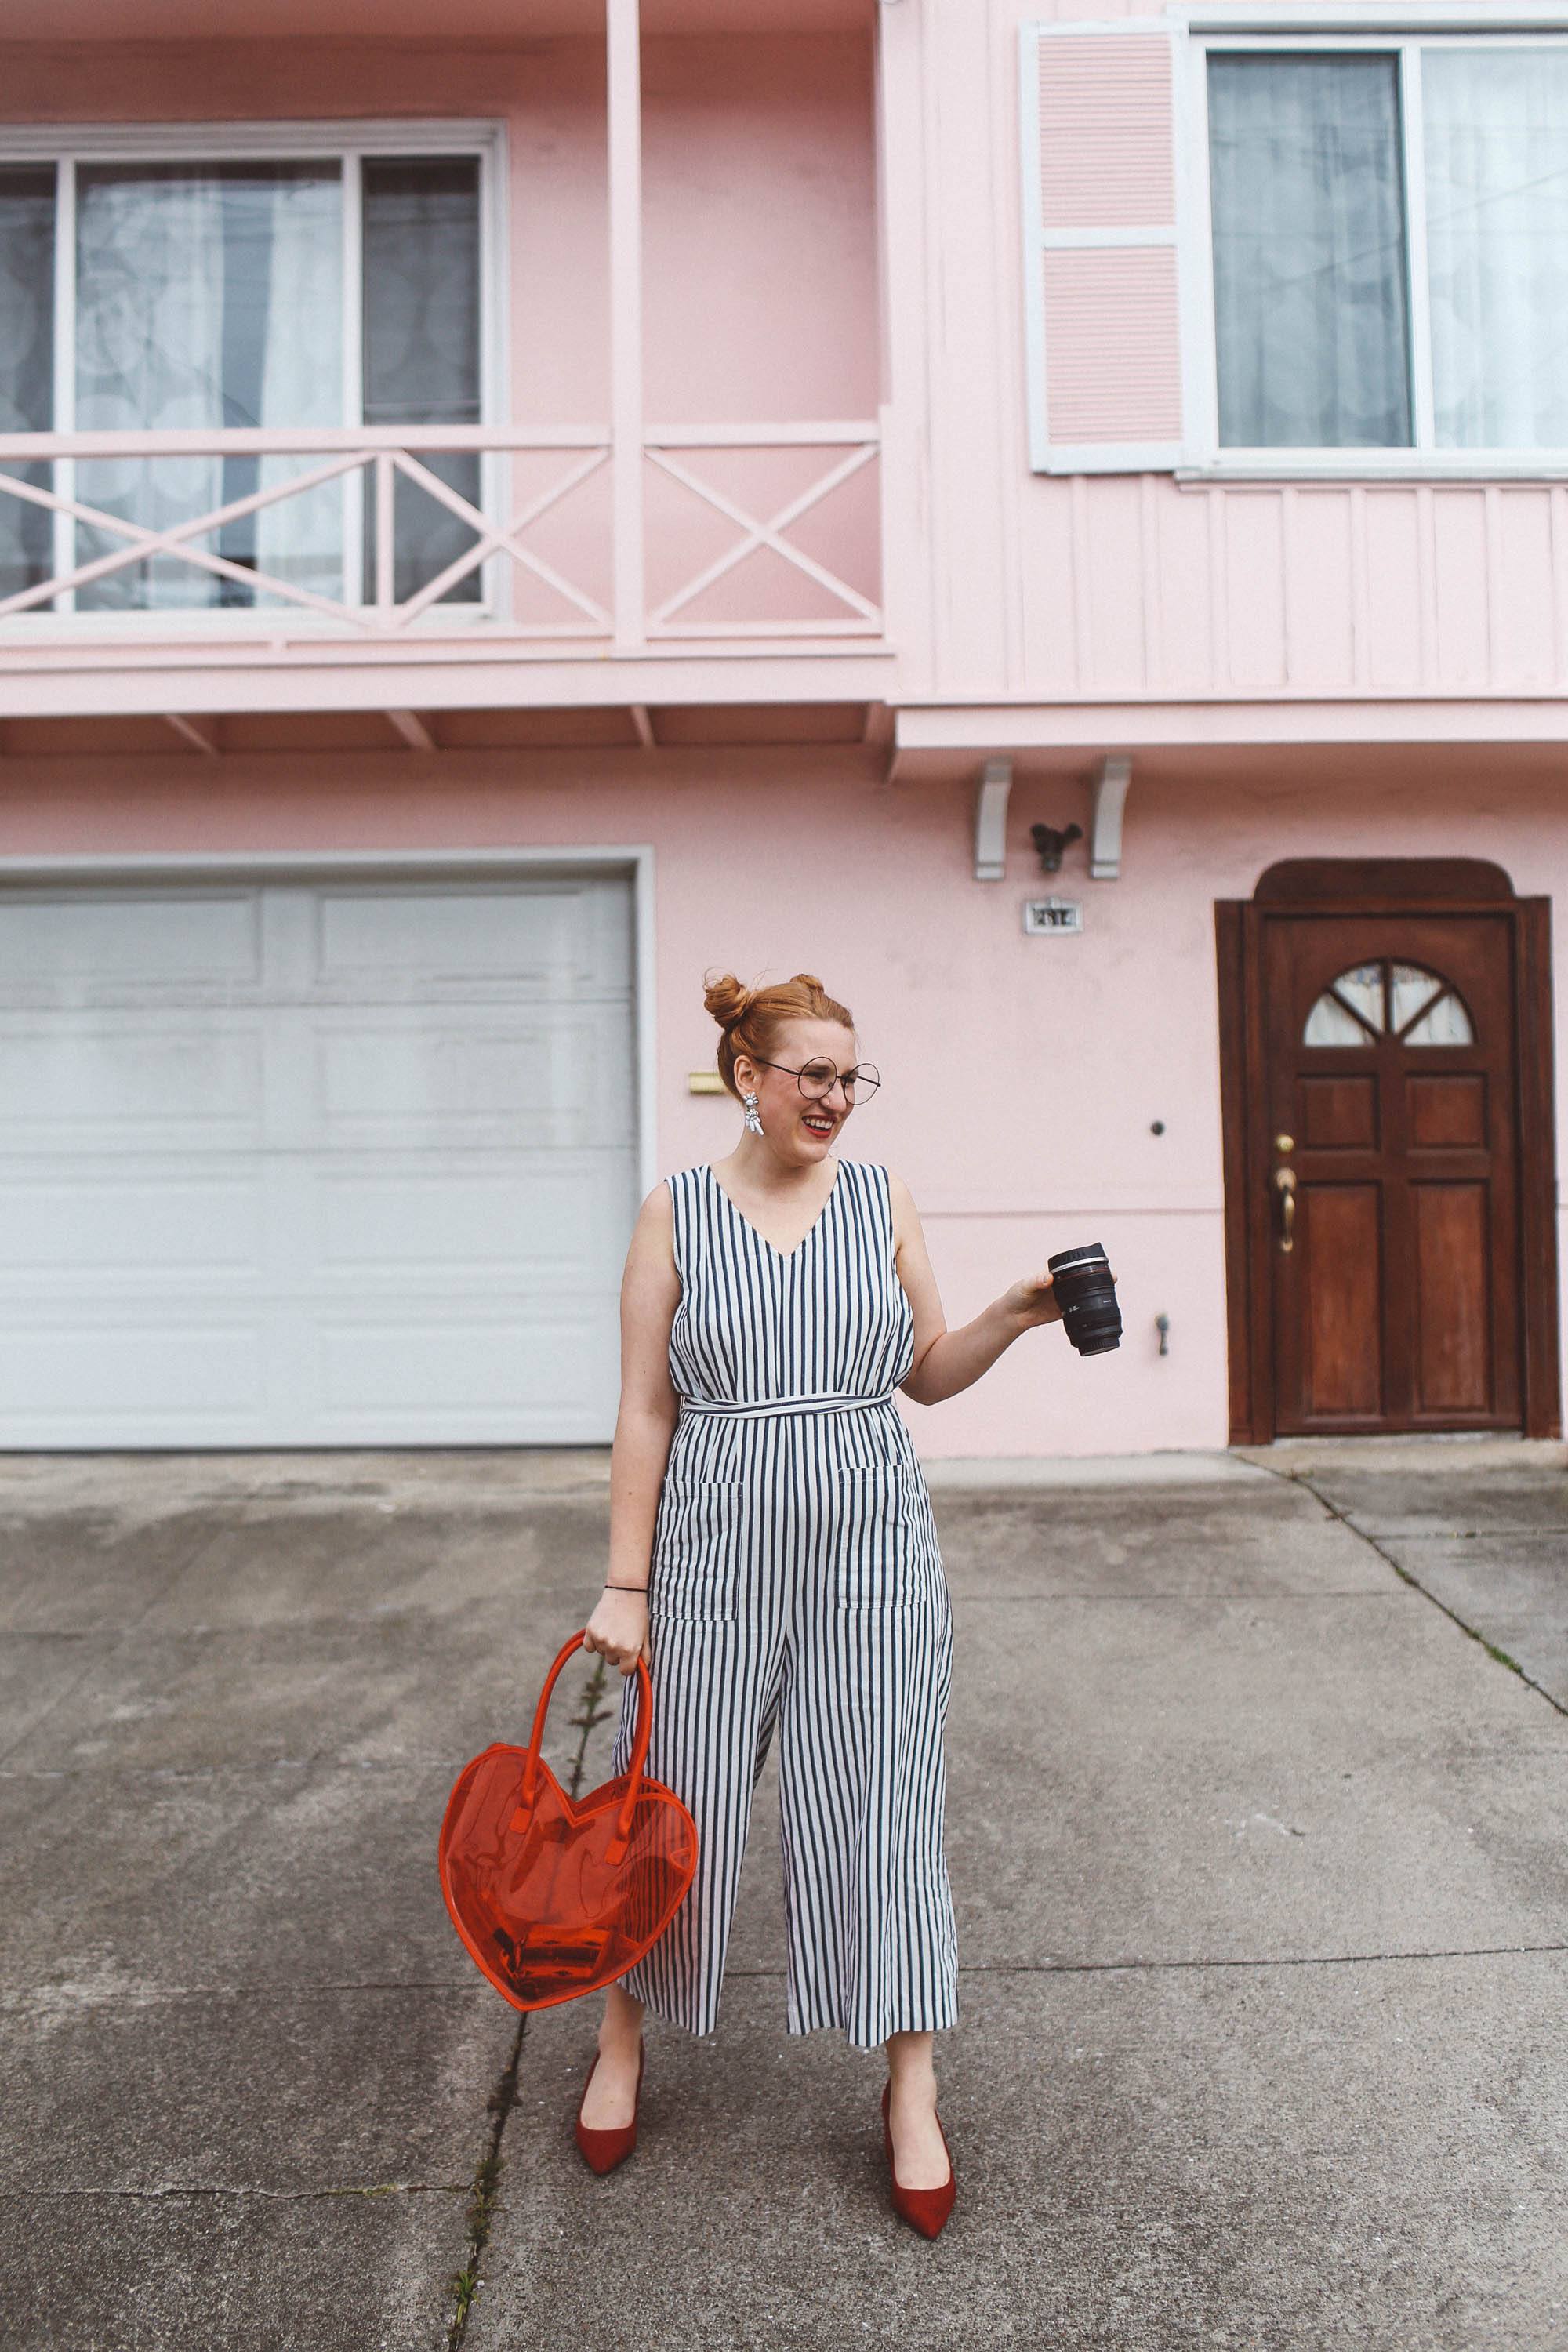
574;2041;646;2176
881;2082;956;2240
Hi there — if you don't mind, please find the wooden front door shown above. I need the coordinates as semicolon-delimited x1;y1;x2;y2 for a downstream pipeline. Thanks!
1217;864;1560;1443
1265;913;1518;1432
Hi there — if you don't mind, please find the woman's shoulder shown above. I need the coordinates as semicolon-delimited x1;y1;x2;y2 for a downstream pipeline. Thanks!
631;1180;676;1229
659;1163;713;1195
842;1159;911;1200
849;1165;922;1250
646;1164;714;1222
838;1161;917;1228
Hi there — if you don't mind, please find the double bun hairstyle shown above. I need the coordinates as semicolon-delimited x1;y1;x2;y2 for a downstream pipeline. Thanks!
703;971;855;1102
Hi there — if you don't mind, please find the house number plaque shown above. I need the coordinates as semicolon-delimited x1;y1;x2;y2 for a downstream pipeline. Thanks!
1022;898;1083;937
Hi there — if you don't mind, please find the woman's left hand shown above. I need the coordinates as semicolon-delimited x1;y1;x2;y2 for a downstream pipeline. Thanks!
1004;1271;1064;1330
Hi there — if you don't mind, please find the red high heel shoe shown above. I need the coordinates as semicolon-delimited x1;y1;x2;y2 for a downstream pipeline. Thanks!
881;2081;956;2239
574;2041;645;2175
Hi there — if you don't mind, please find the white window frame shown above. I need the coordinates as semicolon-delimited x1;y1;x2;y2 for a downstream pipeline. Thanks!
1177;12;1568;480
0;118;509;626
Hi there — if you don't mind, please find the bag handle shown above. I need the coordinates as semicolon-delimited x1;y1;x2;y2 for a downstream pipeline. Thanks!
520;1630;652;1867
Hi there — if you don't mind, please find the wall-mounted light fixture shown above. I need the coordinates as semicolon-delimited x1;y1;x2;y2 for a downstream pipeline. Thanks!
1029;821;1083;875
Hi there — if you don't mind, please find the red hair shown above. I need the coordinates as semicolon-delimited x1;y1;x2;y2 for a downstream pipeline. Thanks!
704;971;855;1101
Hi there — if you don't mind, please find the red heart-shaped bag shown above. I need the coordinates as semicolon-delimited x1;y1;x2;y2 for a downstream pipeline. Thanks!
438;1629;698;2013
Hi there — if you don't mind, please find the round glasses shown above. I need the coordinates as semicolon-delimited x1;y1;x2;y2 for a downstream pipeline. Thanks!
752;1057;880;1102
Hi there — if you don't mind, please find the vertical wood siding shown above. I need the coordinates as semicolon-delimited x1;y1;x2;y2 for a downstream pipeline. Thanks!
1015;479;1568;698
906;0;1568;704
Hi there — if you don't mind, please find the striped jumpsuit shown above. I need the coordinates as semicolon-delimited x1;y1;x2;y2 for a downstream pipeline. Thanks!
610;1157;959;2050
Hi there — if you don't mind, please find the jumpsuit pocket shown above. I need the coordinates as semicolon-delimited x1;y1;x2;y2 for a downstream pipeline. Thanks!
652;1475;746;1621
832;1463;922;1611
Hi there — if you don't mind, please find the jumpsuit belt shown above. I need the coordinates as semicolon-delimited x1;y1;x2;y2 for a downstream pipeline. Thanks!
678;1390;896;1421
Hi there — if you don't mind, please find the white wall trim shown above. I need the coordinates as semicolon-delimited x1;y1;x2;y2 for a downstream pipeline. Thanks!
1040;226;1179;251
631;845;659;1205
1199;23;1568;37
1178;456;1568;482
0;118;508;162
1019;23;1049;477
1043;6;1568;27
0;841;659;1201
1176;5;1568;27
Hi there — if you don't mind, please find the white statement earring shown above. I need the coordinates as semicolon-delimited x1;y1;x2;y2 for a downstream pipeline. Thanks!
742;1091;764;1137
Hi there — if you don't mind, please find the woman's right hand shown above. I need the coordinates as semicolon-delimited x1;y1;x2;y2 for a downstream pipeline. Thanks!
582;1585;650;1676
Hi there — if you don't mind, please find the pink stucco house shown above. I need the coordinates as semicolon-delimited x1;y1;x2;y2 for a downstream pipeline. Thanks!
0;0;1561;1457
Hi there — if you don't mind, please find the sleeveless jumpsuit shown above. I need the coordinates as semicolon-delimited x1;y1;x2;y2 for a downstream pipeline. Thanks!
610;1158;959;2049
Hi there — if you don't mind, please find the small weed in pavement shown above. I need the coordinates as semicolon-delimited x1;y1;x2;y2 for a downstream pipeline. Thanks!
448;2022;525;2349
445;1649;612;2346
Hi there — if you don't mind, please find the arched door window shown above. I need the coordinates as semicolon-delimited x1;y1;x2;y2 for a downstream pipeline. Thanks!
1303;961;1475;1048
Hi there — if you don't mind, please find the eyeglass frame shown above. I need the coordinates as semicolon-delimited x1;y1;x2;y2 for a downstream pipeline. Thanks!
748;1056;880;1102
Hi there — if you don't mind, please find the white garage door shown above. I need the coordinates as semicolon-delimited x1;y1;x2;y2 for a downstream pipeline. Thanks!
0;869;639;1447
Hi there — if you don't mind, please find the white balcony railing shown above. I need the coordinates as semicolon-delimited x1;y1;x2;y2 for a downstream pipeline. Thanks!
0;423;884;654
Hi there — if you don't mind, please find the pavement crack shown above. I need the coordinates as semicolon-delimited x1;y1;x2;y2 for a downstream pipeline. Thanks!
957;1941;1568;1975
0;1981;488;2013
0;1515;229;1766
0;1644;121;1771
0;1479;426;1773
728;1940;1568;1981
953;1590;1398;1605
1253;1463;1568;1721
0;1759;458;1785
0;2183;469;2201
445;1645;614;2349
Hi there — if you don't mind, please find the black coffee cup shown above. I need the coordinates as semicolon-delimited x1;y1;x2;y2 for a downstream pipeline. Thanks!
1047;1243;1121;1356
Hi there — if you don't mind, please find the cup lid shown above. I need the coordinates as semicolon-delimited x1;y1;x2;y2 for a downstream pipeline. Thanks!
1047;1243;1109;1272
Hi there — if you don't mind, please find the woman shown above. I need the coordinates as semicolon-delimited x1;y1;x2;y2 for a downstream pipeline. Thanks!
576;971;1062;2238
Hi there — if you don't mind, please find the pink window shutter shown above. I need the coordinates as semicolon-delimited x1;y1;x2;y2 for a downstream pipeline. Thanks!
1023;24;1188;474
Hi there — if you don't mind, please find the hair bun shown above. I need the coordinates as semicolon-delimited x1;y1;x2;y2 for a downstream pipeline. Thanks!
702;971;752;1030
702;968;855;1101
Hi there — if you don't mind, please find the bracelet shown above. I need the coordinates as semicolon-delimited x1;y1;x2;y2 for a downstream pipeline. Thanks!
604;1582;649;1594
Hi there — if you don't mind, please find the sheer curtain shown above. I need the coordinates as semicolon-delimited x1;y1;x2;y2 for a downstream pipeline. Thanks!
0;169;55;601
252;171;343;601
74;165;341;611
1209;55;1412;448
76;169;226;609
1424;49;1568;448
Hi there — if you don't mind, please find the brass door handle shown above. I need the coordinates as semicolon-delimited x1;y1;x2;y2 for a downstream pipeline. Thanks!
1275;1164;1297;1254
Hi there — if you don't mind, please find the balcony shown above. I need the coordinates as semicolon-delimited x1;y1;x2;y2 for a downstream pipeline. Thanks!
10;2;867;33
0;0;887;727
0;420;884;708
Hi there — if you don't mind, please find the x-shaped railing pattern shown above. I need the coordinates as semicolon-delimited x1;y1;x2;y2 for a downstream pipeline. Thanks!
0;435;613;635
0;423;884;642
372;447;612;630
645;436;881;636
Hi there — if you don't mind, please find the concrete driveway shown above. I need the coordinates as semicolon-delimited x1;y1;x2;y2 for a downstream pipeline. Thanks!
1;1443;1564;2352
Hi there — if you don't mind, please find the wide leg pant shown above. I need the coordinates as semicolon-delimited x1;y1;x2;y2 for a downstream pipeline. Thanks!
609;1406;959;2049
